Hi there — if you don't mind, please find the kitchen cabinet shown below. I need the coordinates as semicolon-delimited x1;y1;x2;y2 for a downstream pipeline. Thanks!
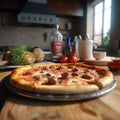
0;0;85;17
0;0;26;12
47;0;84;16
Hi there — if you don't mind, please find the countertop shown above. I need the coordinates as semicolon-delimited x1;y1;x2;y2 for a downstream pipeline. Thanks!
0;62;120;120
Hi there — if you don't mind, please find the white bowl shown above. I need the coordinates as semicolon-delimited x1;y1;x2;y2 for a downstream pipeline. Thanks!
93;51;106;60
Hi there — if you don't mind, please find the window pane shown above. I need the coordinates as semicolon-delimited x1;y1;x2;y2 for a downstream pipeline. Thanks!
102;33;110;46
93;0;111;47
104;9;111;34
105;0;111;9
94;12;102;34
94;35;102;45
95;2;103;14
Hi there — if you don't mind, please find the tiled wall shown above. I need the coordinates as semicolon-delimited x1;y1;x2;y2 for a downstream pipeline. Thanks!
0;26;54;50
0;13;85;50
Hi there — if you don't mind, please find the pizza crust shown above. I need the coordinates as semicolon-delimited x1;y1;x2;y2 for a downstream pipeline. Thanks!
10;78;34;92
34;84;99;94
10;77;99;94
96;71;114;88
10;79;99;94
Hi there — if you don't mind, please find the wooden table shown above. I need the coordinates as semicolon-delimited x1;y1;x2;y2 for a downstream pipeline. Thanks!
0;66;120;120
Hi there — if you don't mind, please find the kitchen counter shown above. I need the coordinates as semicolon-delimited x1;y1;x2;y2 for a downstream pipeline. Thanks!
0;63;120;120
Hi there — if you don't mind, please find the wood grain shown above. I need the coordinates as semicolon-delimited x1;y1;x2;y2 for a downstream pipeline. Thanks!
0;66;120;120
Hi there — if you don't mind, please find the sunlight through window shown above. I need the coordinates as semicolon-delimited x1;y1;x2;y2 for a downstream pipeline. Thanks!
94;0;112;46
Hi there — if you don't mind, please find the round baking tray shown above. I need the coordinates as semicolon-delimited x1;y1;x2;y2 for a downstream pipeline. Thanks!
5;79;117;101
0;61;53;70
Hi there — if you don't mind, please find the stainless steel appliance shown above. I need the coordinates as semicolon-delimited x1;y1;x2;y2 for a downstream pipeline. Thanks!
17;0;57;25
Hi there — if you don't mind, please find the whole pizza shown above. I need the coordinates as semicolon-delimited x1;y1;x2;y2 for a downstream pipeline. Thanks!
9;63;114;94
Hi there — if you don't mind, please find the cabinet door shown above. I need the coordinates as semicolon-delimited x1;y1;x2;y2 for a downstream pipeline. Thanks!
47;0;84;16
0;0;26;12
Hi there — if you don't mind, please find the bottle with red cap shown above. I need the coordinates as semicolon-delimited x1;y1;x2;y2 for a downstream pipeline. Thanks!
50;24;63;61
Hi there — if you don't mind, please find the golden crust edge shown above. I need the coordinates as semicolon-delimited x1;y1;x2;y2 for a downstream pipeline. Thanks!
96;71;114;88
9;78;34;92
10;80;99;94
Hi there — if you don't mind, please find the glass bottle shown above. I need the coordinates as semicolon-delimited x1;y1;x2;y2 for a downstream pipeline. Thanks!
73;36;79;58
65;37;72;56
50;24;63;61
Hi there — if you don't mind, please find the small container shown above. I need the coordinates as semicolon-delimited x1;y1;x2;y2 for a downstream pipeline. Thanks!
79;35;93;61
93;51;106;60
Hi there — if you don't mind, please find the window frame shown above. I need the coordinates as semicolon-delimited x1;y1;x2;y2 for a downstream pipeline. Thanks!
93;0;111;47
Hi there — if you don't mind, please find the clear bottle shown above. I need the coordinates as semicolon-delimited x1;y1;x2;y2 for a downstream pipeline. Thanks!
50;24;63;61
73;36;79;58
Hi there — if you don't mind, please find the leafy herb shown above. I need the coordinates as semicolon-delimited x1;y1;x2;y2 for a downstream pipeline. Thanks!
9;45;28;65
72;80;77;84
40;70;44;73
58;79;63;84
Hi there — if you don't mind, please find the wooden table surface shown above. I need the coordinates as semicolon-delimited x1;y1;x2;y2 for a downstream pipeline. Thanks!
0;64;120;120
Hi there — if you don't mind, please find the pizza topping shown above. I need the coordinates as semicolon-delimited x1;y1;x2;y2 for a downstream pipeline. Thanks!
71;72;79;76
12;63;108;87
49;65;56;70
72;80;78;84
71;67;79;72
41;66;49;71
81;74;93;79
67;79;78;85
33;75;40;81
56;66;65;70
40;70;45;73
46;73;51;77
42;76;57;85
22;71;32;76
61;72;70;79
58;79;63;84
23;76;35;81
84;69;100;79
19;64;101;85
21;68;37;76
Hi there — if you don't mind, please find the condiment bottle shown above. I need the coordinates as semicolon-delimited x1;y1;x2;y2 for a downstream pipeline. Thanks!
50;24;63;61
73;36;79;58
64;37;72;56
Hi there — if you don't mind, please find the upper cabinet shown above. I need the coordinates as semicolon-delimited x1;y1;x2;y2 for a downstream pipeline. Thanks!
47;0;84;16
0;0;85;17
0;0;26;12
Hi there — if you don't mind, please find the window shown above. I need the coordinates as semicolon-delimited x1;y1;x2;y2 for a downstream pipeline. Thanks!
93;0;112;47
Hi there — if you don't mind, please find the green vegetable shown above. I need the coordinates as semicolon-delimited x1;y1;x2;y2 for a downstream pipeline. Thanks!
58;79;63;84
9;45;29;65
22;51;35;65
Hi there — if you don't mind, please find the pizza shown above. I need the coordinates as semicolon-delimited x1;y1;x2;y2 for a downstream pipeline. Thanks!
9;63;114;94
